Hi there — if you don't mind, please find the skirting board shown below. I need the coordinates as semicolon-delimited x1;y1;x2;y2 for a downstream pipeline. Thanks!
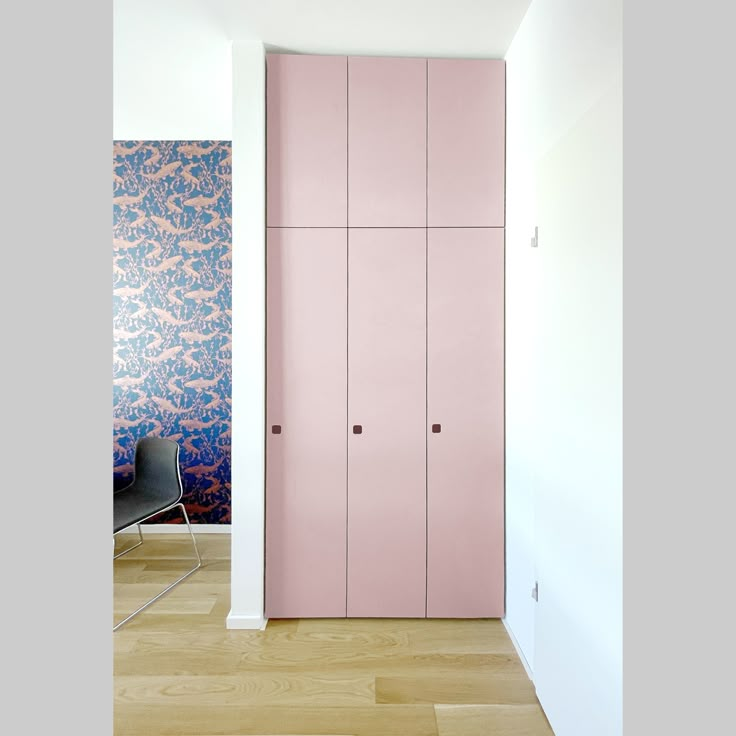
117;524;231;534
226;612;269;630
502;618;534;681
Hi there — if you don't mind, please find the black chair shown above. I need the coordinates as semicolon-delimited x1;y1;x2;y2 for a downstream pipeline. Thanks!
113;437;201;631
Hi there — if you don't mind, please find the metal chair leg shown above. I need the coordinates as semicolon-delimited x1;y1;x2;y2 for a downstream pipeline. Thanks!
113;523;143;560
113;505;202;631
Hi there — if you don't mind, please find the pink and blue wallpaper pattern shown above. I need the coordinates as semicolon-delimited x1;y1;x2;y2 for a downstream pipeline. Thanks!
113;141;232;524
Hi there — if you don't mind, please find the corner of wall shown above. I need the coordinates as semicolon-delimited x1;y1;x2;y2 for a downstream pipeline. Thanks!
503;617;534;681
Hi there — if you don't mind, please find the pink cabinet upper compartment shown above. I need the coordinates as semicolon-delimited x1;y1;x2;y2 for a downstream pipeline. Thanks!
427;59;505;227
348;56;426;226
266;54;347;227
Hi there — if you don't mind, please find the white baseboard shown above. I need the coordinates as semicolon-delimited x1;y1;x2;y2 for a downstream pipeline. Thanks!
503;618;534;681
226;612;268;630
118;524;231;534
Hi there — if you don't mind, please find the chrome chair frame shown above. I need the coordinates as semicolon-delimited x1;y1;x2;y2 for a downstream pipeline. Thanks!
113;503;202;631
113;441;202;631
113;524;143;560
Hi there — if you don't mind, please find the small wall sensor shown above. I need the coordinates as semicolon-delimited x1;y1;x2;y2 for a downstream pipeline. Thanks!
531;226;539;248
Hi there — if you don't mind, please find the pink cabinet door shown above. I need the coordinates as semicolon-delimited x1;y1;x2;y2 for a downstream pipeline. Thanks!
348;57;426;226
347;228;427;616
266;54;347;227
427;59;505;227
266;228;347;617
427;228;505;617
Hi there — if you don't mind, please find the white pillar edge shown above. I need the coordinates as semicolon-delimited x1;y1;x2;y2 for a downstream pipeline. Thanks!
228;40;267;630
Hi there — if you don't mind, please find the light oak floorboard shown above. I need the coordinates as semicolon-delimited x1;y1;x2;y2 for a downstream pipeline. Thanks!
435;705;554;736
114;705;439;736
115;568;231;585
115;674;375;706
114;534;230;560
375;674;537;705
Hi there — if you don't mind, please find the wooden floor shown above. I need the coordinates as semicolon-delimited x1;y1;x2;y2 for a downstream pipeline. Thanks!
114;534;553;736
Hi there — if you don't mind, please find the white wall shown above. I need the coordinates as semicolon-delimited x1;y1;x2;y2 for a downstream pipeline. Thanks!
504;31;540;671
505;1;622;734
113;0;232;139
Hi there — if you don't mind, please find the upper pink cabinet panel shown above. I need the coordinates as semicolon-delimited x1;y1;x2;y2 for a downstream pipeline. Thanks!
427;59;505;227
348;57;426;227
266;54;347;227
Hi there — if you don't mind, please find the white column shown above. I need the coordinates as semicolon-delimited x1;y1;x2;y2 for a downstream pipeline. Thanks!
228;40;267;629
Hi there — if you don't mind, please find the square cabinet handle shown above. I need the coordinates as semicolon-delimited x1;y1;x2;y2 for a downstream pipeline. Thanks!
272;425;282;434
353;425;362;435
432;423;441;433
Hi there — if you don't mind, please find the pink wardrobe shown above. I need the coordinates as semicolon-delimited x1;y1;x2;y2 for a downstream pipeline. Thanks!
265;53;505;619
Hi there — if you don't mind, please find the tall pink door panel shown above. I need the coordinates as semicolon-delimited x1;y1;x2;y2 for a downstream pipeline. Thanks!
265;228;347;617
348;57;426;226
266;54;347;227
427;59;505;227
347;228;427;617
427;228;505;617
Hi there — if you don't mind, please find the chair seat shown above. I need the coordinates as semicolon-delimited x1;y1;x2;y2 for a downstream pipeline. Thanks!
113;481;181;533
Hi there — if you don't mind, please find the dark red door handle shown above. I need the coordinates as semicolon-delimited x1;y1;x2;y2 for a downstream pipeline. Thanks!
353;425;362;435
272;425;281;434
432;423;441;433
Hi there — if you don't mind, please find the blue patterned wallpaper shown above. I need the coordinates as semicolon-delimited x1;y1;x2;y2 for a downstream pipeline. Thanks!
113;141;232;524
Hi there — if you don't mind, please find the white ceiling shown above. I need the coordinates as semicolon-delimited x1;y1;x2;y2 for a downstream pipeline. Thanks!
116;0;532;58
219;0;532;57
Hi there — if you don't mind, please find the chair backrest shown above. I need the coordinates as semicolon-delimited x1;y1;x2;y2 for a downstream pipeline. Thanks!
133;437;183;505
